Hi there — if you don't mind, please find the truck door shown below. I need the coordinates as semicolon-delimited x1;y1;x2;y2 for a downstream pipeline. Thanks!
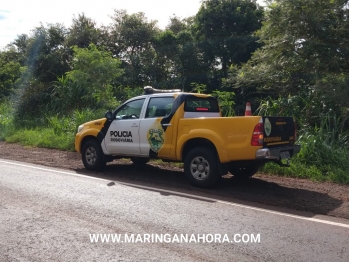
139;96;175;158
104;98;145;155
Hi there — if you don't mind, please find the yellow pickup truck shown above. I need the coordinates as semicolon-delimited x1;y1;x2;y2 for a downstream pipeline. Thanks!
75;87;300;188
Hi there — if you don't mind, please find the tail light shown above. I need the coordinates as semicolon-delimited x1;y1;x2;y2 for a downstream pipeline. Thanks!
251;119;264;146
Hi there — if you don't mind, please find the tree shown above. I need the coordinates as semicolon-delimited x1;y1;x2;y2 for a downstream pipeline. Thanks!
166;15;195;34
23;23;70;83
151;30;179;88
230;0;349;123
0;47;22;98
194;0;264;82
10;34;29;65
164;17;206;91
66;44;123;106
66;13;102;48
106;10;159;87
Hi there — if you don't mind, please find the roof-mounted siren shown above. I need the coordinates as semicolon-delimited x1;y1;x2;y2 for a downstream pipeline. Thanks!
144;86;182;95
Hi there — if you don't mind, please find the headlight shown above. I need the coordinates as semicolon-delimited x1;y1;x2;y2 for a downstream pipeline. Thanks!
77;125;84;133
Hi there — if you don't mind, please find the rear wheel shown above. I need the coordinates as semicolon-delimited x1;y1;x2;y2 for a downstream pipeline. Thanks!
184;147;220;188
229;164;259;179
81;140;106;171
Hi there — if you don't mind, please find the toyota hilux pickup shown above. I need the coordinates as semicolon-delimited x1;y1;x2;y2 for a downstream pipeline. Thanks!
75;87;300;188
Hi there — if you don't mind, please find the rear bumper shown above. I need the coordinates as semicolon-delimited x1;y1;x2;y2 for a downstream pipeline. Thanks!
256;145;301;160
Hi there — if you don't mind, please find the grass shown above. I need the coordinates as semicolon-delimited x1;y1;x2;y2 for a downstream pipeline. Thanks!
261;161;349;184
0;102;105;151
5;128;75;150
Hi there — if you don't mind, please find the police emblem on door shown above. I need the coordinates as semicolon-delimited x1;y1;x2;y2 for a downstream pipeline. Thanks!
147;120;165;153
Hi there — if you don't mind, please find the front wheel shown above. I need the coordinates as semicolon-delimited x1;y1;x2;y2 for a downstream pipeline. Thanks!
81;140;106;171
184;147;220;188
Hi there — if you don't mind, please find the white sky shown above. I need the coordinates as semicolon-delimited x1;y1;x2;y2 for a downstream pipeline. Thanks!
0;0;265;50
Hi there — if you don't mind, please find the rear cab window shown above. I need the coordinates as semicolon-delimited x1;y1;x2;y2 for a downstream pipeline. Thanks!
184;96;220;118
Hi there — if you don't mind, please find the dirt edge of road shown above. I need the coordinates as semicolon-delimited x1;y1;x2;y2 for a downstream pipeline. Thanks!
0;141;348;220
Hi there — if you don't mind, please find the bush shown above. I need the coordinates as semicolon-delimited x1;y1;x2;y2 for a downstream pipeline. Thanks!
47;109;105;136
14;80;52;116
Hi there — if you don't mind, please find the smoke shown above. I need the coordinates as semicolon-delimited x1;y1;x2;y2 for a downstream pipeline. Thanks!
12;32;45;113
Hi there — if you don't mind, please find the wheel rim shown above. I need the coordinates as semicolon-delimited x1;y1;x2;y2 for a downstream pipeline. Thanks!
85;146;97;165
190;156;210;180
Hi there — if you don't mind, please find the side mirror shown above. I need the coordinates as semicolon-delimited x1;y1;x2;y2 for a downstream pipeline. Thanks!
105;111;113;120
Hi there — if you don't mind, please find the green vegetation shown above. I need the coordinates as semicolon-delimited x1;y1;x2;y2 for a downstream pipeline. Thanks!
0;0;348;183
261;117;349;184
0;103;105;150
0;100;15;140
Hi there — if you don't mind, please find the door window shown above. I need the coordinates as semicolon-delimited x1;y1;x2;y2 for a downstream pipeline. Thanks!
115;99;145;120
145;97;174;118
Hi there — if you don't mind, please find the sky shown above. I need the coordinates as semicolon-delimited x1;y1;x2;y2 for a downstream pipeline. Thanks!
0;0;265;50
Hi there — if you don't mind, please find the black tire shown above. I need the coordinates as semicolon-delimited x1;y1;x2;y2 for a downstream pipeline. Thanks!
130;157;150;166
184;147;220;188
229;165;259;179
81;140;106;171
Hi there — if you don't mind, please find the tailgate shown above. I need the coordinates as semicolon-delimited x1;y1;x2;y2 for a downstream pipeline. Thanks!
263;117;295;148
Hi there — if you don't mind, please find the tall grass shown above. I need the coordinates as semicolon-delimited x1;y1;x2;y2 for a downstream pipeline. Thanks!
1;105;105;151
262;126;349;184
47;109;105;136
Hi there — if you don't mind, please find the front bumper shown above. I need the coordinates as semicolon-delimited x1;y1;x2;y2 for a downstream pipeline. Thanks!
75;133;82;153
256;145;301;160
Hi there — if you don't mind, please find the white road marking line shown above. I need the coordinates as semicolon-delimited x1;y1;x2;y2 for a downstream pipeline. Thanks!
1;159;349;229
0;159;107;182
216;200;349;228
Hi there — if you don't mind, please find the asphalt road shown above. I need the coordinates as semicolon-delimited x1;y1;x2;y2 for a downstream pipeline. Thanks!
1;159;349;262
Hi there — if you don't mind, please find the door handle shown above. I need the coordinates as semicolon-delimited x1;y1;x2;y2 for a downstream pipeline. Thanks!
162;123;171;127
131;124;138;127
